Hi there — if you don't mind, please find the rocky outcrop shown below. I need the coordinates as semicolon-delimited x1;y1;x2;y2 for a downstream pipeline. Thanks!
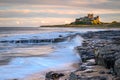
45;30;120;80
80;30;120;78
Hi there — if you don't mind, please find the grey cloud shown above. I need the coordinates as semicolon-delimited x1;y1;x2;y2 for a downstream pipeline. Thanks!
87;0;120;9
0;0;119;9
0;11;78;18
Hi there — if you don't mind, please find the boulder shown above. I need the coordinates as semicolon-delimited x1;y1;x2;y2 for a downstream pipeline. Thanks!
69;72;78;80
45;71;64;80
114;59;120;76
94;45;116;69
75;46;95;62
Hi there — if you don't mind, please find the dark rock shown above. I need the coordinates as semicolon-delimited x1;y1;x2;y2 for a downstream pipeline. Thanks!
80;30;120;79
71;76;108;80
59;35;63;37
45;71;64;80
69;72;78;80
114;77;120;80
106;71;112;74
86;61;96;66
77;66;87;71
94;45;116;69
93;76;107;80
114;59;120;76
99;70;105;74
99;76;108;80
75;46;95;62
13;79;18;80
114;52;120;61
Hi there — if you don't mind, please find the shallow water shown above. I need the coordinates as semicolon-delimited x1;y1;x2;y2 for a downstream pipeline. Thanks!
0;27;105;80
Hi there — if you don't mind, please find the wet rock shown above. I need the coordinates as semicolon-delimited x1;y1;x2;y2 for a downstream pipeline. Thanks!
45;71;64;80
77;65;87;71
114;52;120;61
86;60;96;66
114;77;120;80
69;75;108;80
88;76;108;80
80;30;120;78
7;79;18;80
69;72;78;80
12;79;18;80
0;56;11;65
59;35;63;37
84;69;95;73
106;70;112;74
99;70;105;74
94;45;116;69
114;59;120;76
75;46;95;62
82;40;89;47
99;76;108;80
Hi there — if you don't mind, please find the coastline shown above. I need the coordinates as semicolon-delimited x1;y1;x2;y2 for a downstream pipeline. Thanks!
0;29;120;80
44;30;120;80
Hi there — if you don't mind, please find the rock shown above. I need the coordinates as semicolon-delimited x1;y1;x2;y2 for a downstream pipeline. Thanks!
45;71;64;80
94;45;116;69
90;76;108;80
0;56;11;65
7;79;18;80
114;77;120;80
12;79;18;80
86;60;96;66
72;76;108;80
69;72;78;80
80;30;120;79
77;65;87;71
59;35;63;37
75;46;95;62
82;40;89;47
99;70;105;74
114;52;120;61
106;70;112;74
84;69;95;73
45;71;53;79
99;76;108;80
114;59;120;76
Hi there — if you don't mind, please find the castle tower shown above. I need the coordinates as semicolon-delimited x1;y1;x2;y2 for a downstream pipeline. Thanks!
88;14;94;19
88;14;91;18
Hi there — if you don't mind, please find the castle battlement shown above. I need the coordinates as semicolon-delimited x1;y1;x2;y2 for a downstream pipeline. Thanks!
71;14;101;25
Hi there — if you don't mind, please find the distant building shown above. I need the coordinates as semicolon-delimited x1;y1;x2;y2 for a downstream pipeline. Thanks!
71;14;101;25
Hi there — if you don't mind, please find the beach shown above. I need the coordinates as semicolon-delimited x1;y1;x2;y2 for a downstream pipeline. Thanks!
0;27;120;80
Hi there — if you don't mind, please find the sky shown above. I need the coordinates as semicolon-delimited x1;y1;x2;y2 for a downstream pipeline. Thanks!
0;0;120;27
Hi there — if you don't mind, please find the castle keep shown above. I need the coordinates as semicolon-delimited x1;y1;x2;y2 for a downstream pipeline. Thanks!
71;14;101;25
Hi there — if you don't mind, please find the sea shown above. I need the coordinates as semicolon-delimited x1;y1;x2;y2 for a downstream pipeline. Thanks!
0;27;115;80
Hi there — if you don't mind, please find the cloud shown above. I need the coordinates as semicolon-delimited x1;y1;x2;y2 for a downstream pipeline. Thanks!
0;0;119;9
0;0;119;27
0;17;74;27
0;8;120;18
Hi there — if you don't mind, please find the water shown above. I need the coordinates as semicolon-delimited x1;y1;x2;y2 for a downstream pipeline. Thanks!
0;27;104;80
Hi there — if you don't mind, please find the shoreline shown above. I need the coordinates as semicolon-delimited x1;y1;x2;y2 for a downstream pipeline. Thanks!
0;29;120;80
45;30;120;80
0;33;82;80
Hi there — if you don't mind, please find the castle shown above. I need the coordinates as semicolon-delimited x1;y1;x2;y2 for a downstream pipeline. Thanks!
71;14;101;25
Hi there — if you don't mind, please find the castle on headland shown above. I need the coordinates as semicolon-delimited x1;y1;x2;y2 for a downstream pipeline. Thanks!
71;14;101;25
